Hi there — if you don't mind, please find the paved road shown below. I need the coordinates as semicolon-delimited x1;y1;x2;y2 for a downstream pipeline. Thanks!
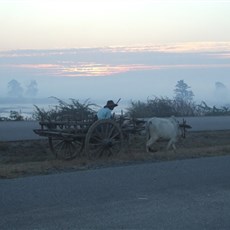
177;115;230;131
1;116;230;141
0;121;44;141
1;156;230;229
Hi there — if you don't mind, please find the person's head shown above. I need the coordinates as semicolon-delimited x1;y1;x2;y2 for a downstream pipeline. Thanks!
104;100;118;110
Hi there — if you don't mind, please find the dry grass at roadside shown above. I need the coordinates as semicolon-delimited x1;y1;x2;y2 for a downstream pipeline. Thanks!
1;130;230;179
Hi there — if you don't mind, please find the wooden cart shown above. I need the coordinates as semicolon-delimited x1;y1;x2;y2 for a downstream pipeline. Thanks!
33;113;145;160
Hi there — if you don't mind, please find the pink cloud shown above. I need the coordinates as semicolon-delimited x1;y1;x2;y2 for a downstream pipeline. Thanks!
58;63;230;77
59;63;161;77
1;62;230;78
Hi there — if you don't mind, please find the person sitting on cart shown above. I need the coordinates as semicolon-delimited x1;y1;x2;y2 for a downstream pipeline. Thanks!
97;100;118;120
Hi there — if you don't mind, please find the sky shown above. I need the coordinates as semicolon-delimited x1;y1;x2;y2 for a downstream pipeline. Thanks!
0;0;230;107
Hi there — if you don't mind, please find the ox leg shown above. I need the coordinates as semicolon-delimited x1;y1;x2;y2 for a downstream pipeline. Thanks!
146;136;157;153
166;139;176;151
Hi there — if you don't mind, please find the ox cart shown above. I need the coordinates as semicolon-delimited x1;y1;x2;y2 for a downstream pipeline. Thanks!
33;112;145;160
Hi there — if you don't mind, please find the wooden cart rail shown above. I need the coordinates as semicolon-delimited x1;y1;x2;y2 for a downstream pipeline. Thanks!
39;119;95;129
34;119;126;160
33;129;86;139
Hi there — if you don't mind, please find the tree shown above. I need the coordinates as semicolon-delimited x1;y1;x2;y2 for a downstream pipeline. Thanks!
7;79;24;98
9;111;24;121
25;80;38;97
215;81;226;90
215;81;228;99
174;80;194;103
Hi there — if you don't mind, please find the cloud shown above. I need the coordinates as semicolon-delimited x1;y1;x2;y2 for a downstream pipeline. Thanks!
1;62;230;78
1;42;230;79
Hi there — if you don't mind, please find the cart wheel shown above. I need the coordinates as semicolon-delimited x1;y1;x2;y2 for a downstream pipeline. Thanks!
85;119;123;159
48;137;83;160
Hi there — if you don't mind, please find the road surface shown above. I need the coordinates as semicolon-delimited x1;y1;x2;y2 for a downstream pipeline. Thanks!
0;121;43;141
1;116;230;141
1;155;230;229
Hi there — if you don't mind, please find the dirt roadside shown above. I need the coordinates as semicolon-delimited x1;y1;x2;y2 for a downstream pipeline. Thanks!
1;130;230;179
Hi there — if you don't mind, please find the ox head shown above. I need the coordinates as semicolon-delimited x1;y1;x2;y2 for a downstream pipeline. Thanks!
179;118;192;138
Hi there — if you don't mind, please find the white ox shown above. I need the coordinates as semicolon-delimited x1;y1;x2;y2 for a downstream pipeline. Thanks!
145;116;180;152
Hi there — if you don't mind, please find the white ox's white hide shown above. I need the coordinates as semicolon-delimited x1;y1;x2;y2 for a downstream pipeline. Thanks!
145;116;180;152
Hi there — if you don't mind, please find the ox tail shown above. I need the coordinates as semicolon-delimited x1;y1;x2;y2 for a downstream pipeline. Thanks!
145;120;152;141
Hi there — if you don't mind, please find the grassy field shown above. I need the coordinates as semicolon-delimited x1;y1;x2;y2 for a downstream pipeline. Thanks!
1;130;230;179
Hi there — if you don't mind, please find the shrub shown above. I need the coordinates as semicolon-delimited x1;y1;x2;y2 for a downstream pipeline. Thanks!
126;97;230;118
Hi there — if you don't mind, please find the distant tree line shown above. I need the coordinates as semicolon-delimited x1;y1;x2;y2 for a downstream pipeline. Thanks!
7;79;38;98
0;111;24;121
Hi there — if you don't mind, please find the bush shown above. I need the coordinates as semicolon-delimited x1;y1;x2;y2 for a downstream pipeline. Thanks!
126;97;230;118
196;101;230;116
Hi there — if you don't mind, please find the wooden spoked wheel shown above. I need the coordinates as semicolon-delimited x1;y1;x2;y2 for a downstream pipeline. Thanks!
85;120;123;159
48;137;83;160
